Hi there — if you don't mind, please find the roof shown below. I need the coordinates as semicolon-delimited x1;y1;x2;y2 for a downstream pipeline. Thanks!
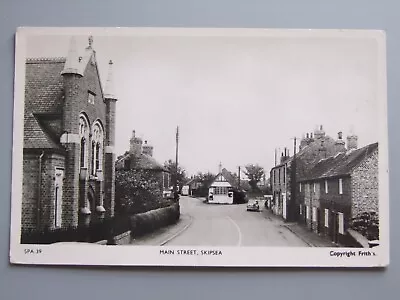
23;113;64;151
115;152;167;171
25;58;66;114
300;142;378;181
209;168;251;191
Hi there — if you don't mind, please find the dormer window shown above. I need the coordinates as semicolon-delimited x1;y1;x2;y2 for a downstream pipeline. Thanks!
88;91;95;104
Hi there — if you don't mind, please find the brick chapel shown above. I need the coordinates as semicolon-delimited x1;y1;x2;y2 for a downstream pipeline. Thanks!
22;36;118;231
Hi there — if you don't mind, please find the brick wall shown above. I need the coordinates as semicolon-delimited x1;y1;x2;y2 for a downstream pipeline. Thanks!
21;152;66;231
104;99;116;218
22;153;40;230
351;148;379;218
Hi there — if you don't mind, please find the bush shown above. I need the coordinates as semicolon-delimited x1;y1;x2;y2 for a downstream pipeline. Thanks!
115;169;171;215
351;212;379;241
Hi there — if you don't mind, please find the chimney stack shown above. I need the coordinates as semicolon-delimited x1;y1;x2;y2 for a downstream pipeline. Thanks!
129;129;143;156
142;140;154;157
347;134;358;150
334;131;346;153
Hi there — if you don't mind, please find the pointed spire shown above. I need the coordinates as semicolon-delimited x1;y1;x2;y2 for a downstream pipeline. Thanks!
104;60;117;100
87;35;94;49
61;36;83;76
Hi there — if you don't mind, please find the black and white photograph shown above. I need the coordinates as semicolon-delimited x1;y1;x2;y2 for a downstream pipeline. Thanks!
9;27;389;267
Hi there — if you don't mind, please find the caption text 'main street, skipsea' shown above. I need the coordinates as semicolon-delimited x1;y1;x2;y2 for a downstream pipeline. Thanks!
160;249;222;256
159;249;377;257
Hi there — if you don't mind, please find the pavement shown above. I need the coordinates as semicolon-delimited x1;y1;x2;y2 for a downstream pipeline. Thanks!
261;209;338;247
130;213;193;246
133;196;311;247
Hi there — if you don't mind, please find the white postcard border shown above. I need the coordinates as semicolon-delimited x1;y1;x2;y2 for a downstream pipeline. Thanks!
9;27;389;268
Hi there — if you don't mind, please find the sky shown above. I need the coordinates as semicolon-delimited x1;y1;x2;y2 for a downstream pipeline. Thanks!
25;30;383;177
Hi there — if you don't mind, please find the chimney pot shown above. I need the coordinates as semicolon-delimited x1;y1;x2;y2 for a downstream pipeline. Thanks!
338;131;343;140
306;133;309;139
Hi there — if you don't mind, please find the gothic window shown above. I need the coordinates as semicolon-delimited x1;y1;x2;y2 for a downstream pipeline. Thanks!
54;168;64;228
79;115;90;169
95;143;100;171
91;141;96;175
80;138;86;168
91;121;104;175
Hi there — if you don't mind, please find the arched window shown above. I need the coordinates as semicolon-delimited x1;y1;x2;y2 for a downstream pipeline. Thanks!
79;115;90;169
91;121;104;176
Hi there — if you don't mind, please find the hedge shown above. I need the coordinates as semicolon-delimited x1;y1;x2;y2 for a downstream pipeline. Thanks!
130;203;180;237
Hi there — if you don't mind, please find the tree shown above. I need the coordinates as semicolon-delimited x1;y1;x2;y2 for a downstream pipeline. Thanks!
115;169;169;215
189;171;216;197
164;159;187;190
244;164;265;191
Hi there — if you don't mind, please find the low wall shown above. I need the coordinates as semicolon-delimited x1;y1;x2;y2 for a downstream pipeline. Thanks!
95;204;180;245
114;230;132;245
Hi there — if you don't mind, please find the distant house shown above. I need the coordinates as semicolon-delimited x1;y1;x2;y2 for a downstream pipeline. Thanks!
185;177;202;196
269;126;348;221
207;168;250;204
115;130;171;194
297;142;378;244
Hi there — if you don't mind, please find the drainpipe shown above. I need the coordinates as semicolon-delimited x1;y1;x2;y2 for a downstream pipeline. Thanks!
37;151;44;229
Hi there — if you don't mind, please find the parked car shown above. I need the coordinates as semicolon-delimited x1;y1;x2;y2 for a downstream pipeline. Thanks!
246;200;260;212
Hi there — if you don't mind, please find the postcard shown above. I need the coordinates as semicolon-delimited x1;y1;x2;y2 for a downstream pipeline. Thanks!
9;27;389;267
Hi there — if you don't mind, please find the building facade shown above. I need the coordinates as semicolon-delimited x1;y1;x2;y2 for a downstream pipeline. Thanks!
22;36;117;231
270;126;348;222
298;142;378;244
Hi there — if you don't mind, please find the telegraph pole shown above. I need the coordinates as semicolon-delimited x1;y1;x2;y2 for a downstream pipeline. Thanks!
174;126;179;200
238;166;241;189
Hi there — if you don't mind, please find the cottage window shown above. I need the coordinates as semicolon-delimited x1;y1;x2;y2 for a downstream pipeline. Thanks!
312;207;317;222
339;178;343;194
283;166;286;184
299;183;302;192
325;180;328;194
324;209;329;227
313;183;316;193
306;206;310;220
338;212;344;234
299;204;302;214
278;169;281;184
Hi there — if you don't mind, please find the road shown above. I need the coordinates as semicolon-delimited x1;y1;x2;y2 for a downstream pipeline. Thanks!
164;196;309;247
